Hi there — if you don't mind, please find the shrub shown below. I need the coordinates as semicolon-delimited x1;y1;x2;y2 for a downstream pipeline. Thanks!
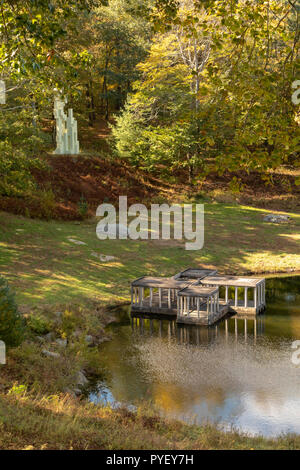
27;314;51;335
0;141;44;198
0;276;24;347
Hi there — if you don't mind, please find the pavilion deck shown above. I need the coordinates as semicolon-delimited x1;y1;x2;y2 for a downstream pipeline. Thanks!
200;276;266;314
130;271;266;326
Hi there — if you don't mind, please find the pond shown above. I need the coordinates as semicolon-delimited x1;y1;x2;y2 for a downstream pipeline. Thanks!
89;276;300;437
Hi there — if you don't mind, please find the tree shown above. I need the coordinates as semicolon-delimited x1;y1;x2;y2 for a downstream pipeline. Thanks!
0;275;24;347
112;0;300;184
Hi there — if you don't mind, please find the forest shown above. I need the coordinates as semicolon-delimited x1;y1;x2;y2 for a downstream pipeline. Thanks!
0;0;299;216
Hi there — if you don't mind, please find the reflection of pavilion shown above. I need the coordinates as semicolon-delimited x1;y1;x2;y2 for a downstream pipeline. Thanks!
131;268;266;326
131;314;266;345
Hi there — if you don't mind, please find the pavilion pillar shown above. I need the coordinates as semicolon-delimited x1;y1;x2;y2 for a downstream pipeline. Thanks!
187;297;190;316
168;289;171;309
139;287;143;307
244;287;248;308
225;286;229;303
234;287;238;307
131;286;133;305
254;287;257;309
150;287;153;307
159;288;162;308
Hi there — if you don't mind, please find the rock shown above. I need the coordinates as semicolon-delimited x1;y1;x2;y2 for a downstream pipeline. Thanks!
36;336;45;343
42;349;61;359
45;332;55;342
56;338;67;348
76;370;88;386
263;214;291;223
85;335;94;345
100;254;115;262
91;252;116;262
67;238;87;245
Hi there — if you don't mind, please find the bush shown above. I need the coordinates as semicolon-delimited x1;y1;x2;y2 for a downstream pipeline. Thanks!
27;314;51;335
0;141;43;197
0;276;24;347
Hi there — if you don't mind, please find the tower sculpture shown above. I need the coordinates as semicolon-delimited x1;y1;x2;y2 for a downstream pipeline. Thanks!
0;80;6;104
54;93;79;155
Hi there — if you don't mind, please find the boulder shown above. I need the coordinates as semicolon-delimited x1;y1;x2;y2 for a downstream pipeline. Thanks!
42;349;61;359
263;214;291;223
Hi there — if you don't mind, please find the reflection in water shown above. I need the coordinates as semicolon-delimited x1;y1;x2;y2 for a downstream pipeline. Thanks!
90;276;300;437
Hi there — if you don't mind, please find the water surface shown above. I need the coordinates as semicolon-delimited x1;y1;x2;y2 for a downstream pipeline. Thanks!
90;276;300;437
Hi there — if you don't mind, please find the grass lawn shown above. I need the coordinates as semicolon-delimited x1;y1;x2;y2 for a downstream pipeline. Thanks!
0;203;299;307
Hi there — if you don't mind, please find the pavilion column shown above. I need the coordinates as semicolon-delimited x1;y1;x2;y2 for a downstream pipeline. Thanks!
217;292;219;311
139;287;143;307
187;297;190;316
225;286;229;303
234;287;238;307
131;286;133;305
134;288;137;304
168;289;171;309
158;288;162;308
150;288;153;307
244;287;248;308
197;297;200;318
254;287;257;309
207;296;210;315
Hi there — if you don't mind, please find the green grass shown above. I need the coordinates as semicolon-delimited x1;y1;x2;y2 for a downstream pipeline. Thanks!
0;203;299;307
1;391;300;450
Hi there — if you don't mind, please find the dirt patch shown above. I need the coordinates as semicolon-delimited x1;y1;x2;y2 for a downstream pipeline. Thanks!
0;154;184;220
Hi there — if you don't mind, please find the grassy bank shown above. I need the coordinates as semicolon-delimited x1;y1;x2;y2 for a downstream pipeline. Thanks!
1;391;300;450
0;204;299;307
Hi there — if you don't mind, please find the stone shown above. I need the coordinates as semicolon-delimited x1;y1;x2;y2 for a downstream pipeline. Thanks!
67;238;86;245
42;349;61;359
36;336;46;343
76;370;88;386
85;335;94;345
56;338;67;348
53;92;79;155
91;251;116;262
263;214;291;223
45;332;55;341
